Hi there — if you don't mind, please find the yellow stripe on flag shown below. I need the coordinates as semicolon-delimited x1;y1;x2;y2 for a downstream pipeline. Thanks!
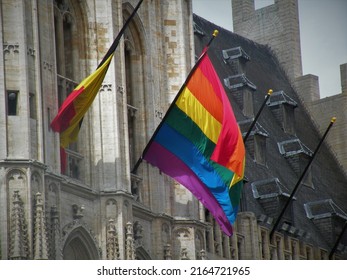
60;54;114;148
176;87;222;144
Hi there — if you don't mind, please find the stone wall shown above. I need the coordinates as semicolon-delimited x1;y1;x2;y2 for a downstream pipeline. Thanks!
232;0;302;81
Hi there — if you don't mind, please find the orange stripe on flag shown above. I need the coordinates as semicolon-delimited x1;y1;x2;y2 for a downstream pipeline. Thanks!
186;67;223;123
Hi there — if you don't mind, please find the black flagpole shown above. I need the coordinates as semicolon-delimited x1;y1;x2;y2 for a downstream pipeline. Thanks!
78;0;144;129
270;117;337;239
131;30;219;175
243;89;272;143
97;0;144;68
329;221;347;259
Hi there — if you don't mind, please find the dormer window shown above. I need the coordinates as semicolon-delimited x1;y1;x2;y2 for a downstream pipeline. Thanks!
278;138;312;158
223;46;255;118
266;90;297;135
239;119;268;165
222;46;250;61
252;178;290;200
278;138;313;188
251;178;293;225
222;46;250;75
304;199;347;255
305;199;347;220
224;74;256;118
193;22;205;37
224;74;256;90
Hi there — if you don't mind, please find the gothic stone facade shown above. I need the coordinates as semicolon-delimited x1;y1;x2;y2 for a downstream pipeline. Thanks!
0;0;198;260
1;0;346;260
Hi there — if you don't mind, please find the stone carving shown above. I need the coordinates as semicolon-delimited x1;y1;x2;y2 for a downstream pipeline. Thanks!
31;172;42;195
155;109;163;120
3;43;19;55
43;61;53;71
27;46;35;57
100;84;112;93
105;199;117;219
130;173;142;201
106;219;120;260
164;244;172;260
49;205;61;259
72;204;85;219
117;85;124;95
33;193;48;259
200;249;206;260
54;0;71;17
175;228;190;238
161;223;170;244
133;221;143;247
125;222;135;260
9;191;29;259
7;169;26;189
180;247;189;260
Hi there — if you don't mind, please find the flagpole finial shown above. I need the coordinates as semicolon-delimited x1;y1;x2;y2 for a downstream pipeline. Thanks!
268;89;273;95
213;30;219;37
331;117;336;123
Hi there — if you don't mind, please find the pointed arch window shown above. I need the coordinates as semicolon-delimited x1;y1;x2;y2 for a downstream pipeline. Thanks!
122;5;147;202
125;46;138;171
54;0;78;107
54;0;85;178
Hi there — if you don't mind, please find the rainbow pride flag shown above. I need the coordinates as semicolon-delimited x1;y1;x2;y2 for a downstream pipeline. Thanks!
143;54;245;236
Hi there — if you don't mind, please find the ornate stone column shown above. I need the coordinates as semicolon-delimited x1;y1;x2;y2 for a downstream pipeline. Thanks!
33;193;48;259
106;219;120;260
125;222;135;260
9;191;29;259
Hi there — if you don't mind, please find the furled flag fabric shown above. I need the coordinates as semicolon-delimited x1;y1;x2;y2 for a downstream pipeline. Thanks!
50;54;114;148
143;54;245;236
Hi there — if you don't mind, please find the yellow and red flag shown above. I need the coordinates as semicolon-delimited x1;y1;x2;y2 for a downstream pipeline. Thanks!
51;54;113;148
50;0;143;173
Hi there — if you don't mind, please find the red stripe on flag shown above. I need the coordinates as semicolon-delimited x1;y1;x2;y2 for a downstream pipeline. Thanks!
198;56;244;176
51;87;85;132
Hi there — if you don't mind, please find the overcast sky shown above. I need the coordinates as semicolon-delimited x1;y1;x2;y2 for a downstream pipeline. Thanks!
192;0;347;98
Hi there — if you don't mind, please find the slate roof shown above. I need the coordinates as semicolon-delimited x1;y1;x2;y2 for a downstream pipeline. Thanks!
193;14;347;250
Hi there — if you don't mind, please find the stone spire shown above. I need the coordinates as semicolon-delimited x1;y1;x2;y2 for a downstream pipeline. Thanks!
106;219;120;260
125;222;135;260
9;191;29;259
33;192;48;259
50;205;61;259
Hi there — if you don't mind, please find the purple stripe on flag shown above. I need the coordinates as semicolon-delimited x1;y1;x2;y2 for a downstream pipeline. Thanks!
144;141;233;236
